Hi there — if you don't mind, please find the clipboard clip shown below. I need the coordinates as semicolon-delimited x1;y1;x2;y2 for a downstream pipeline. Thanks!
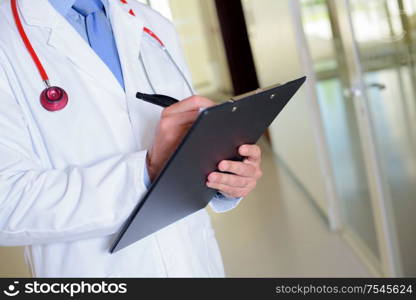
229;83;282;103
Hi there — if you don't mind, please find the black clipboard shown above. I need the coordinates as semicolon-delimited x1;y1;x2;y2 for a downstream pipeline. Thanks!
110;76;306;253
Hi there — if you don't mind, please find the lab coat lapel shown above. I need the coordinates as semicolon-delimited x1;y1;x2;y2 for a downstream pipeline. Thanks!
108;0;144;97
19;0;124;96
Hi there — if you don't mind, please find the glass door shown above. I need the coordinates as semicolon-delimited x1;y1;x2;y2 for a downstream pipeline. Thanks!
294;0;416;276
297;0;383;273
346;0;416;277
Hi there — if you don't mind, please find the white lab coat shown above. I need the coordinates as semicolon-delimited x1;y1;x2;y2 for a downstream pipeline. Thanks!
0;0;239;277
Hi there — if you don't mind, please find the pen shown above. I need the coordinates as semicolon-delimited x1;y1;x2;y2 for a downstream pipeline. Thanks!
136;92;179;108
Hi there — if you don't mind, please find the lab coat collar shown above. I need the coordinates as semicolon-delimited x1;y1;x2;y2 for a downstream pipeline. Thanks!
19;0;59;28
48;0;111;18
48;0;75;17
18;0;144;96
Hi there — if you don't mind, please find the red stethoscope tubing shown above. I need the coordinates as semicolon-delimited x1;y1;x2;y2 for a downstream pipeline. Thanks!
12;0;164;82
11;0;167;111
11;0;49;83
143;27;164;47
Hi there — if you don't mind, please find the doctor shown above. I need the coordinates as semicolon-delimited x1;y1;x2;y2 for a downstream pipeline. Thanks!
0;0;263;277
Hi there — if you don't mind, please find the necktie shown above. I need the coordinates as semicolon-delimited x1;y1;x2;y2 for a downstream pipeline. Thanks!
73;0;125;89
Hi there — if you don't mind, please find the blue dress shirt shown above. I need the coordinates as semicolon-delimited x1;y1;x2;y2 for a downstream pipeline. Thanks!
49;0;100;42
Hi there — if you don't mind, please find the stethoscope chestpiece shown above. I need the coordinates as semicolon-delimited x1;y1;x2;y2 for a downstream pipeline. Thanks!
40;86;69;112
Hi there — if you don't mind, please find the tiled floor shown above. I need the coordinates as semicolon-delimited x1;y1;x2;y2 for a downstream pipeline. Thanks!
0;247;28;277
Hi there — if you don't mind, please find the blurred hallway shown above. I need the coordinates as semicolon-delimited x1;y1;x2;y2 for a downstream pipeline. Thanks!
1;0;415;278
209;139;370;277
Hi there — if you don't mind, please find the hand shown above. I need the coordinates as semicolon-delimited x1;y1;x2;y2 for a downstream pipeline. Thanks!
207;145;263;198
147;96;216;181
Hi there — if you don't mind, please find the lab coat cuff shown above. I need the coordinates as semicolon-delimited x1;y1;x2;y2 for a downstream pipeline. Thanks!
133;151;150;196
143;152;151;189
209;193;243;213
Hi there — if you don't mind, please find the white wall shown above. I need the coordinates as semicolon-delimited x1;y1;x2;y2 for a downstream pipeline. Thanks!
242;0;329;214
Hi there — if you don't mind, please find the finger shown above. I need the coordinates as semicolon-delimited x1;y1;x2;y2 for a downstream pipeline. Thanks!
208;172;250;188
163;96;216;115
160;110;199;129
239;144;261;163
206;181;249;198
218;160;256;178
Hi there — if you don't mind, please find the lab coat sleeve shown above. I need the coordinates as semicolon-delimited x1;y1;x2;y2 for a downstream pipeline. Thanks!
143;154;151;188
0;71;147;247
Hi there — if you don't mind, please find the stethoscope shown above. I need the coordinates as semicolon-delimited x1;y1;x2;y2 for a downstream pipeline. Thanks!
11;0;193;112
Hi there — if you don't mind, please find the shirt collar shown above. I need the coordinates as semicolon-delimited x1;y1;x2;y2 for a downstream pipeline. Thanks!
48;0;110;17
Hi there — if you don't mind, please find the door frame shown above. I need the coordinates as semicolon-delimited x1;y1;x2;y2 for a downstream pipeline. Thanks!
288;0;342;233
338;0;402;277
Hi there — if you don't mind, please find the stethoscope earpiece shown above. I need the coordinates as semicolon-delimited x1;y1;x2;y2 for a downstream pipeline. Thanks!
40;86;69;112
